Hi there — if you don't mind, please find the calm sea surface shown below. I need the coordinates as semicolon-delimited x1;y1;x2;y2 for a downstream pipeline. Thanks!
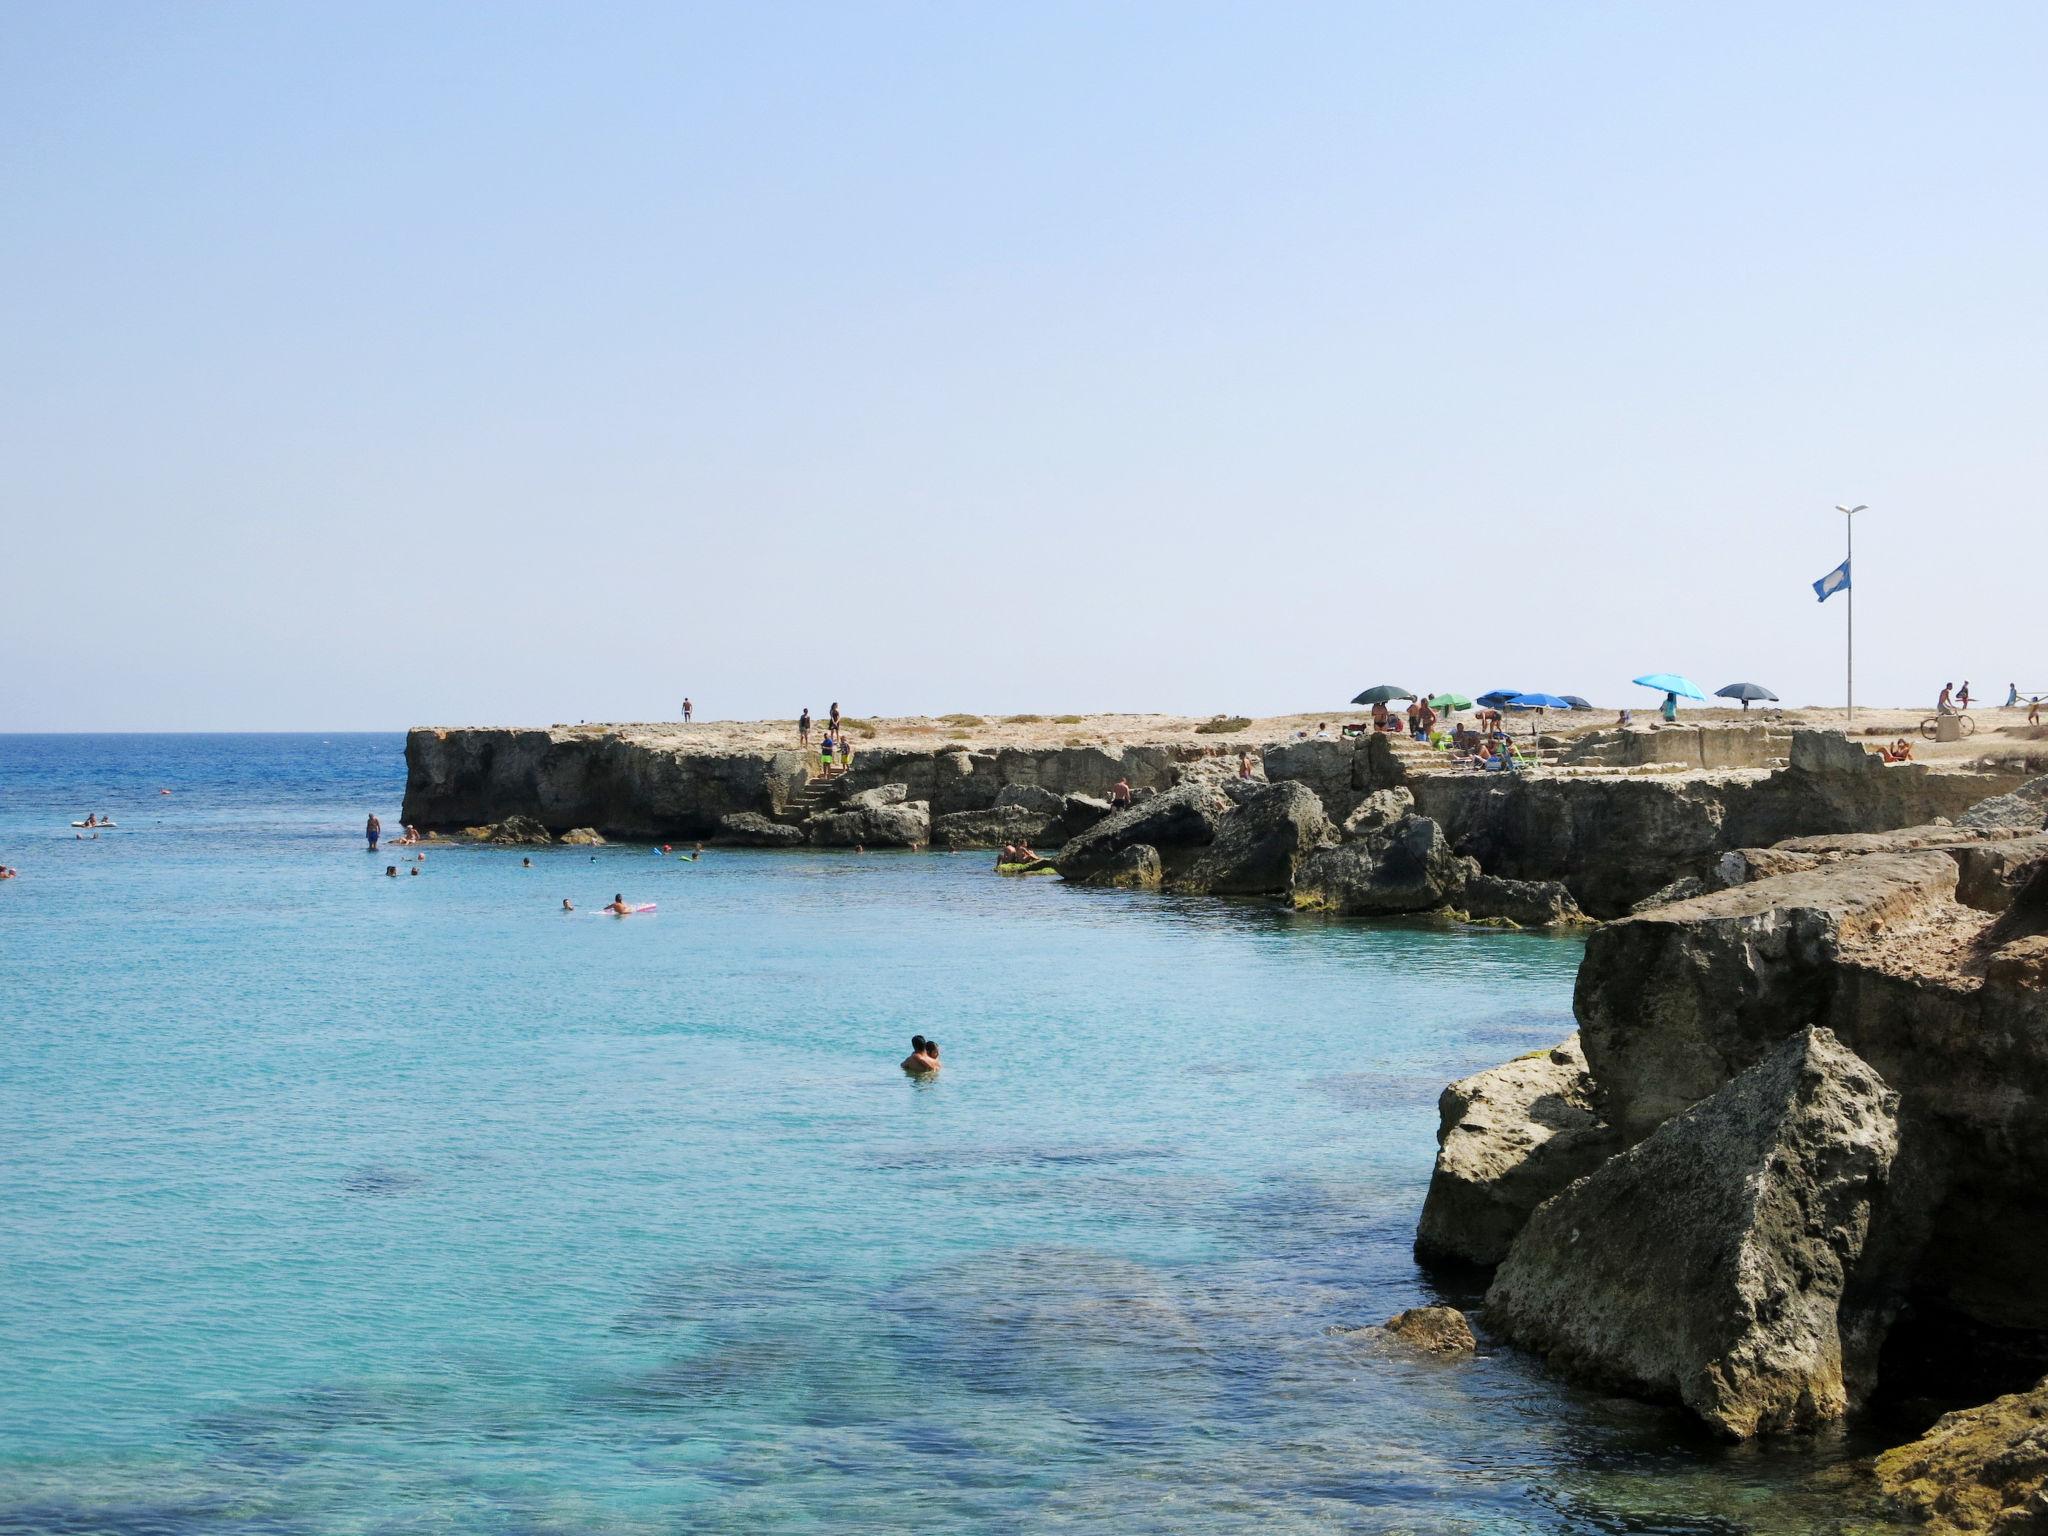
0;736;1904;1533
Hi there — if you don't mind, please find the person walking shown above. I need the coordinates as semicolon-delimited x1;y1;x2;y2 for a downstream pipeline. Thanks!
1957;682;1972;711
799;708;811;747
681;696;693;722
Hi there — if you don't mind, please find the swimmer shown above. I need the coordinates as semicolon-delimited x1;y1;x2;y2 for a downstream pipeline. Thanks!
607;893;633;916
385;865;398;878
691;843;703;861
855;843;866;854
901;1035;937;1075
562;898;575;911
522;856;533;868
409;866;419;876
0;865;17;880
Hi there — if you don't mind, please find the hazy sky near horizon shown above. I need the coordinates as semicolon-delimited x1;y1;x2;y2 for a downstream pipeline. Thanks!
4;3;2044;731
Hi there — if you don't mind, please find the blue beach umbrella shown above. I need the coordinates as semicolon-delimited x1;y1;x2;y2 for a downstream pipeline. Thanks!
1508;692;1573;711
1632;673;1710;702
1476;690;1522;710
1561;696;1595;711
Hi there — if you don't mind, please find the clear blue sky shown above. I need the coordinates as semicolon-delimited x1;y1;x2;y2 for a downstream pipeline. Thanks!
3;2;2042;730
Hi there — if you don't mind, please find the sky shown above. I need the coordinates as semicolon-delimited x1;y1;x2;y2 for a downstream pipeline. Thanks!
3;2;2043;730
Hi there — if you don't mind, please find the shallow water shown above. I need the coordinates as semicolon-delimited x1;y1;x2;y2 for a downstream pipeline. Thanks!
0;736;1909;1533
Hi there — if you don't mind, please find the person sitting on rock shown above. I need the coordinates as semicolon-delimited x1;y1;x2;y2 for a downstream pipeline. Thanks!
1110;778;1132;809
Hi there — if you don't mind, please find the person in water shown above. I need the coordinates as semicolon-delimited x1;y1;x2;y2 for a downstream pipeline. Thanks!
366;813;382;851
562;898;575;912
690;843;703;861
607;893;634;916
902;1036;939;1075
522;856;533;868
385;865;398;877
0;865;18;880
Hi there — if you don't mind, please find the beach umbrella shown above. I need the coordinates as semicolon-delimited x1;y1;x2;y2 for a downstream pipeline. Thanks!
1476;690;1521;710
1427;692;1473;711
1351;684;1417;706
1715;683;1779;711
1632;673;1710;702
1508;692;1573;710
1561;696;1594;711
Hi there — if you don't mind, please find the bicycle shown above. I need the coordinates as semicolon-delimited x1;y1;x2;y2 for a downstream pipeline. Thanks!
1919;713;1975;740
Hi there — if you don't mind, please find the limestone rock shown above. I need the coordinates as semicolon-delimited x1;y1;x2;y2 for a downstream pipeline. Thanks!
1415;1035;1619;1267
557;826;606;846
1095;845;1162;890
930;804;1055;850
1485;1027;1900;1439
1341;787;1415;839
1958;774;2048;833
1055;783;1227;884
1459;873;1588;928
1575;851;1959;1140
994;782;1066;816
478;816;552;845
806;785;930;848
1042;792;1112;846
1633;874;1711;911
1382;1306;1477;1355
1876;1375;2048;1534
714;811;805;847
1292;814;1467;915
1173;781;1333;896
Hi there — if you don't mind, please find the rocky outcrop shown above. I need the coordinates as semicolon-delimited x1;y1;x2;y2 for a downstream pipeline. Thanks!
1340;786;1416;838
1958;773;2048;833
1381;1306;1477;1355
994;783;1066;816
1043;792;1112;845
473;816;552;845
1574;846;2048;1338
1876;1375;2048;1534
806;785;931;848
1415;1036;1618;1267
714;811;805;848
1054;783;1228;886
1174;782;1333;896
557;826;606;846
1457;873;1588;928
1292;815;1469;915
1486;1028;1900;1439
930;804;1055;850
1412;732;2024;918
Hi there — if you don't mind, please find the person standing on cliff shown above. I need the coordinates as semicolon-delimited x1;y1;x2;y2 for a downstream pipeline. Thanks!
799;708;811;747
829;702;842;739
682;697;693;722
366;813;381;852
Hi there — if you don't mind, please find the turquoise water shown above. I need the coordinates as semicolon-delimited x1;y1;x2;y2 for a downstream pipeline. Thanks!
1;737;1905;1533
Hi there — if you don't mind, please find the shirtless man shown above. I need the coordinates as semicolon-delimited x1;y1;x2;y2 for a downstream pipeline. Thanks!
1110;777;1133;809
366;813;382;851
900;1037;940;1075
562;898;575;912
607;893;634;916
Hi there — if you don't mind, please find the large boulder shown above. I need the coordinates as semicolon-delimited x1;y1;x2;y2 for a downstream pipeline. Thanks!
1173;781;1333;896
1381;1306;1477;1355
930;804;1055;850
714;812;805;848
1485;1027;1900;1439
994;782;1066;815
1457;873;1588;928
1260;738;1361;818
1876;1375;2048;1534
1055;782;1229;884
1291;814;1468;915
1575;851;1958;1140
1415;1035;1619;1267
475;815;552;845
806;784;931;848
1340;786;1415;839
1042;792;1112;845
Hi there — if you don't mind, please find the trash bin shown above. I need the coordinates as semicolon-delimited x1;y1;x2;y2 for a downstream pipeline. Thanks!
1936;713;1963;743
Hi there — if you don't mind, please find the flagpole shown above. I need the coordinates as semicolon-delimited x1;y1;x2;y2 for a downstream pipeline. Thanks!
1835;503;1865;723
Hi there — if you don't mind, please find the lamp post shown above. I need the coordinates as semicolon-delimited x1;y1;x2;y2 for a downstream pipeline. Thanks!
1835;504;1866;721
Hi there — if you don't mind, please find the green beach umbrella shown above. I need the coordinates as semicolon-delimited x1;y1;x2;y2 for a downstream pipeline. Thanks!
1427;692;1473;711
1350;684;1417;706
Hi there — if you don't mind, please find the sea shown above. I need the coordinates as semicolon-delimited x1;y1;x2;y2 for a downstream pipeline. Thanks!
0;735;1910;1533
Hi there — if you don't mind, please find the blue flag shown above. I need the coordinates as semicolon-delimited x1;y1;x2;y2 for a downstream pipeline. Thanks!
1813;559;1850;602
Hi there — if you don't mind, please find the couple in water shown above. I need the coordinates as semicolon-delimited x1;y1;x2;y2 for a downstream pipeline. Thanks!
901;1035;942;1076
